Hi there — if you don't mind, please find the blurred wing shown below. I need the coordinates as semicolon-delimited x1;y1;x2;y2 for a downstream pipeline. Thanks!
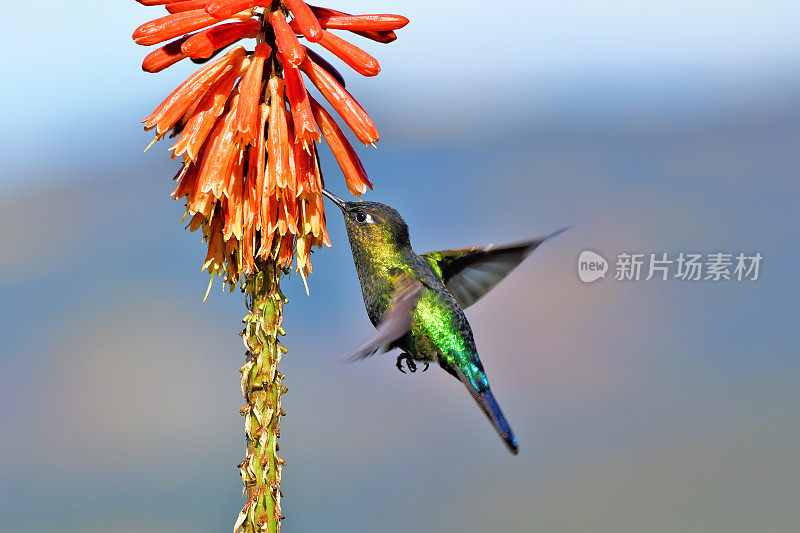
342;275;424;362
423;227;568;309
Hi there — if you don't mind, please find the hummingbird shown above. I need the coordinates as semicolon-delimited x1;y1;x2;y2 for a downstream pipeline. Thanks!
321;189;566;455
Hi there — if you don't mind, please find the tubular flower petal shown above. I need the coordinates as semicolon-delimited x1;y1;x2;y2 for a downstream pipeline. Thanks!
181;19;261;59
189;171;217;216
170;63;244;161
206;0;266;19
282;59;320;146
133;0;407;288
251;102;269;227
166;0;211;14
299;191;321;237
203;209;226;274
304;48;345;87
224;152;245;241
142;34;191;72
267;77;292;192
308;5;398;43
260;190;278;251
197;95;241;198
243;107;267;259
279;187;299;236
172;161;198;200
277;232;295;268
292;136;318;196
187;212;205;232
353;30;397;44
317;193;331;246
144;45;246;135
314;14;409;32
300;52;377;144
284;118;299;196
134;9;224;46
236;42;271;145
241;206;256;274
316;29;379;77
282;0;322;42
270;10;305;67
309;95;372;196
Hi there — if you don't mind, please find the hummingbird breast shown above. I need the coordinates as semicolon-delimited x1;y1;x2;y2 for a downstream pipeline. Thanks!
353;247;481;375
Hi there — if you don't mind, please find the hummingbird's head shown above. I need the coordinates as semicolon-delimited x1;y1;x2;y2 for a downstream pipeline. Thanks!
321;189;410;250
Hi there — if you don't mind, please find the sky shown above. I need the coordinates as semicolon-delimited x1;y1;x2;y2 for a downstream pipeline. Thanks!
0;1;799;532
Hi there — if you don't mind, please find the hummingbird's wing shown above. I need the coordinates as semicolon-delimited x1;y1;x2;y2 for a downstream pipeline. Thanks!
342;274;424;362
422;227;568;309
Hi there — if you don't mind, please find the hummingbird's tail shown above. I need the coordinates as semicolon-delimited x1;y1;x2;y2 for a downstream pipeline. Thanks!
452;364;519;454
474;388;519;455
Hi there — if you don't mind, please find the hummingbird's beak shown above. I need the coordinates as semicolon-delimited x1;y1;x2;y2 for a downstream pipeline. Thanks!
321;188;347;212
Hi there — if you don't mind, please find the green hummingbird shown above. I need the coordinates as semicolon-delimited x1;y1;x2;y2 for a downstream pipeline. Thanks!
321;189;566;455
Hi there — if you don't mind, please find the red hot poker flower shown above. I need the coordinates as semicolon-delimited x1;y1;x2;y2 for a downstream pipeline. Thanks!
134;0;408;289
134;1;408;531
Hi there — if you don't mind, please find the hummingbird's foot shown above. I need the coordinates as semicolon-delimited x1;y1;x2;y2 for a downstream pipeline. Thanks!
422;362;429;372
396;353;417;374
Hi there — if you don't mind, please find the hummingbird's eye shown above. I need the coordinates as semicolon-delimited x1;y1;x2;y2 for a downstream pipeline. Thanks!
355;212;368;223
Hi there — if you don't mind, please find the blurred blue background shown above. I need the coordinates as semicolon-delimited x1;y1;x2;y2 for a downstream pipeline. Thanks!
1;1;799;531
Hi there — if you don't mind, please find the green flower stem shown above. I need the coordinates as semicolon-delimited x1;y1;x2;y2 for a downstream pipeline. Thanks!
236;264;287;533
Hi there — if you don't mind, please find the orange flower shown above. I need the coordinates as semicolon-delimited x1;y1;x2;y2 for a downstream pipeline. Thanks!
170;64;243;161
143;45;246;135
308;6;400;43
282;0;321;42
309;95;372;196
167;1;212;14
316;30;379;77
196;94;241;198
270;10;305;67
181;19;260;59
313;14;409;32
142;35;190;73
282;60;320;147
206;0;269;19
267;77;292;191
134;9;243;46
134;0;407;288
235;42;270;145
300;52;378;144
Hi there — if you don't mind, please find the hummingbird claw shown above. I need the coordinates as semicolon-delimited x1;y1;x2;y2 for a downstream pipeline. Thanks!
396;353;416;374
422;363;429;372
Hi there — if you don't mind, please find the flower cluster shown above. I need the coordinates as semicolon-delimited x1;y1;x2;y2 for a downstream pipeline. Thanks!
133;0;408;288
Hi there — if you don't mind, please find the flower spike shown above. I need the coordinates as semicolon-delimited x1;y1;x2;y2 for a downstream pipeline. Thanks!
133;0;407;286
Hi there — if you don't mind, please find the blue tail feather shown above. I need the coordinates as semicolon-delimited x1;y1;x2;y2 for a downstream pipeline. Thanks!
477;389;519;455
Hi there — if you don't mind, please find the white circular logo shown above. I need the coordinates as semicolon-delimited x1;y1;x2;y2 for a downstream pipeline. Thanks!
578;250;608;283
